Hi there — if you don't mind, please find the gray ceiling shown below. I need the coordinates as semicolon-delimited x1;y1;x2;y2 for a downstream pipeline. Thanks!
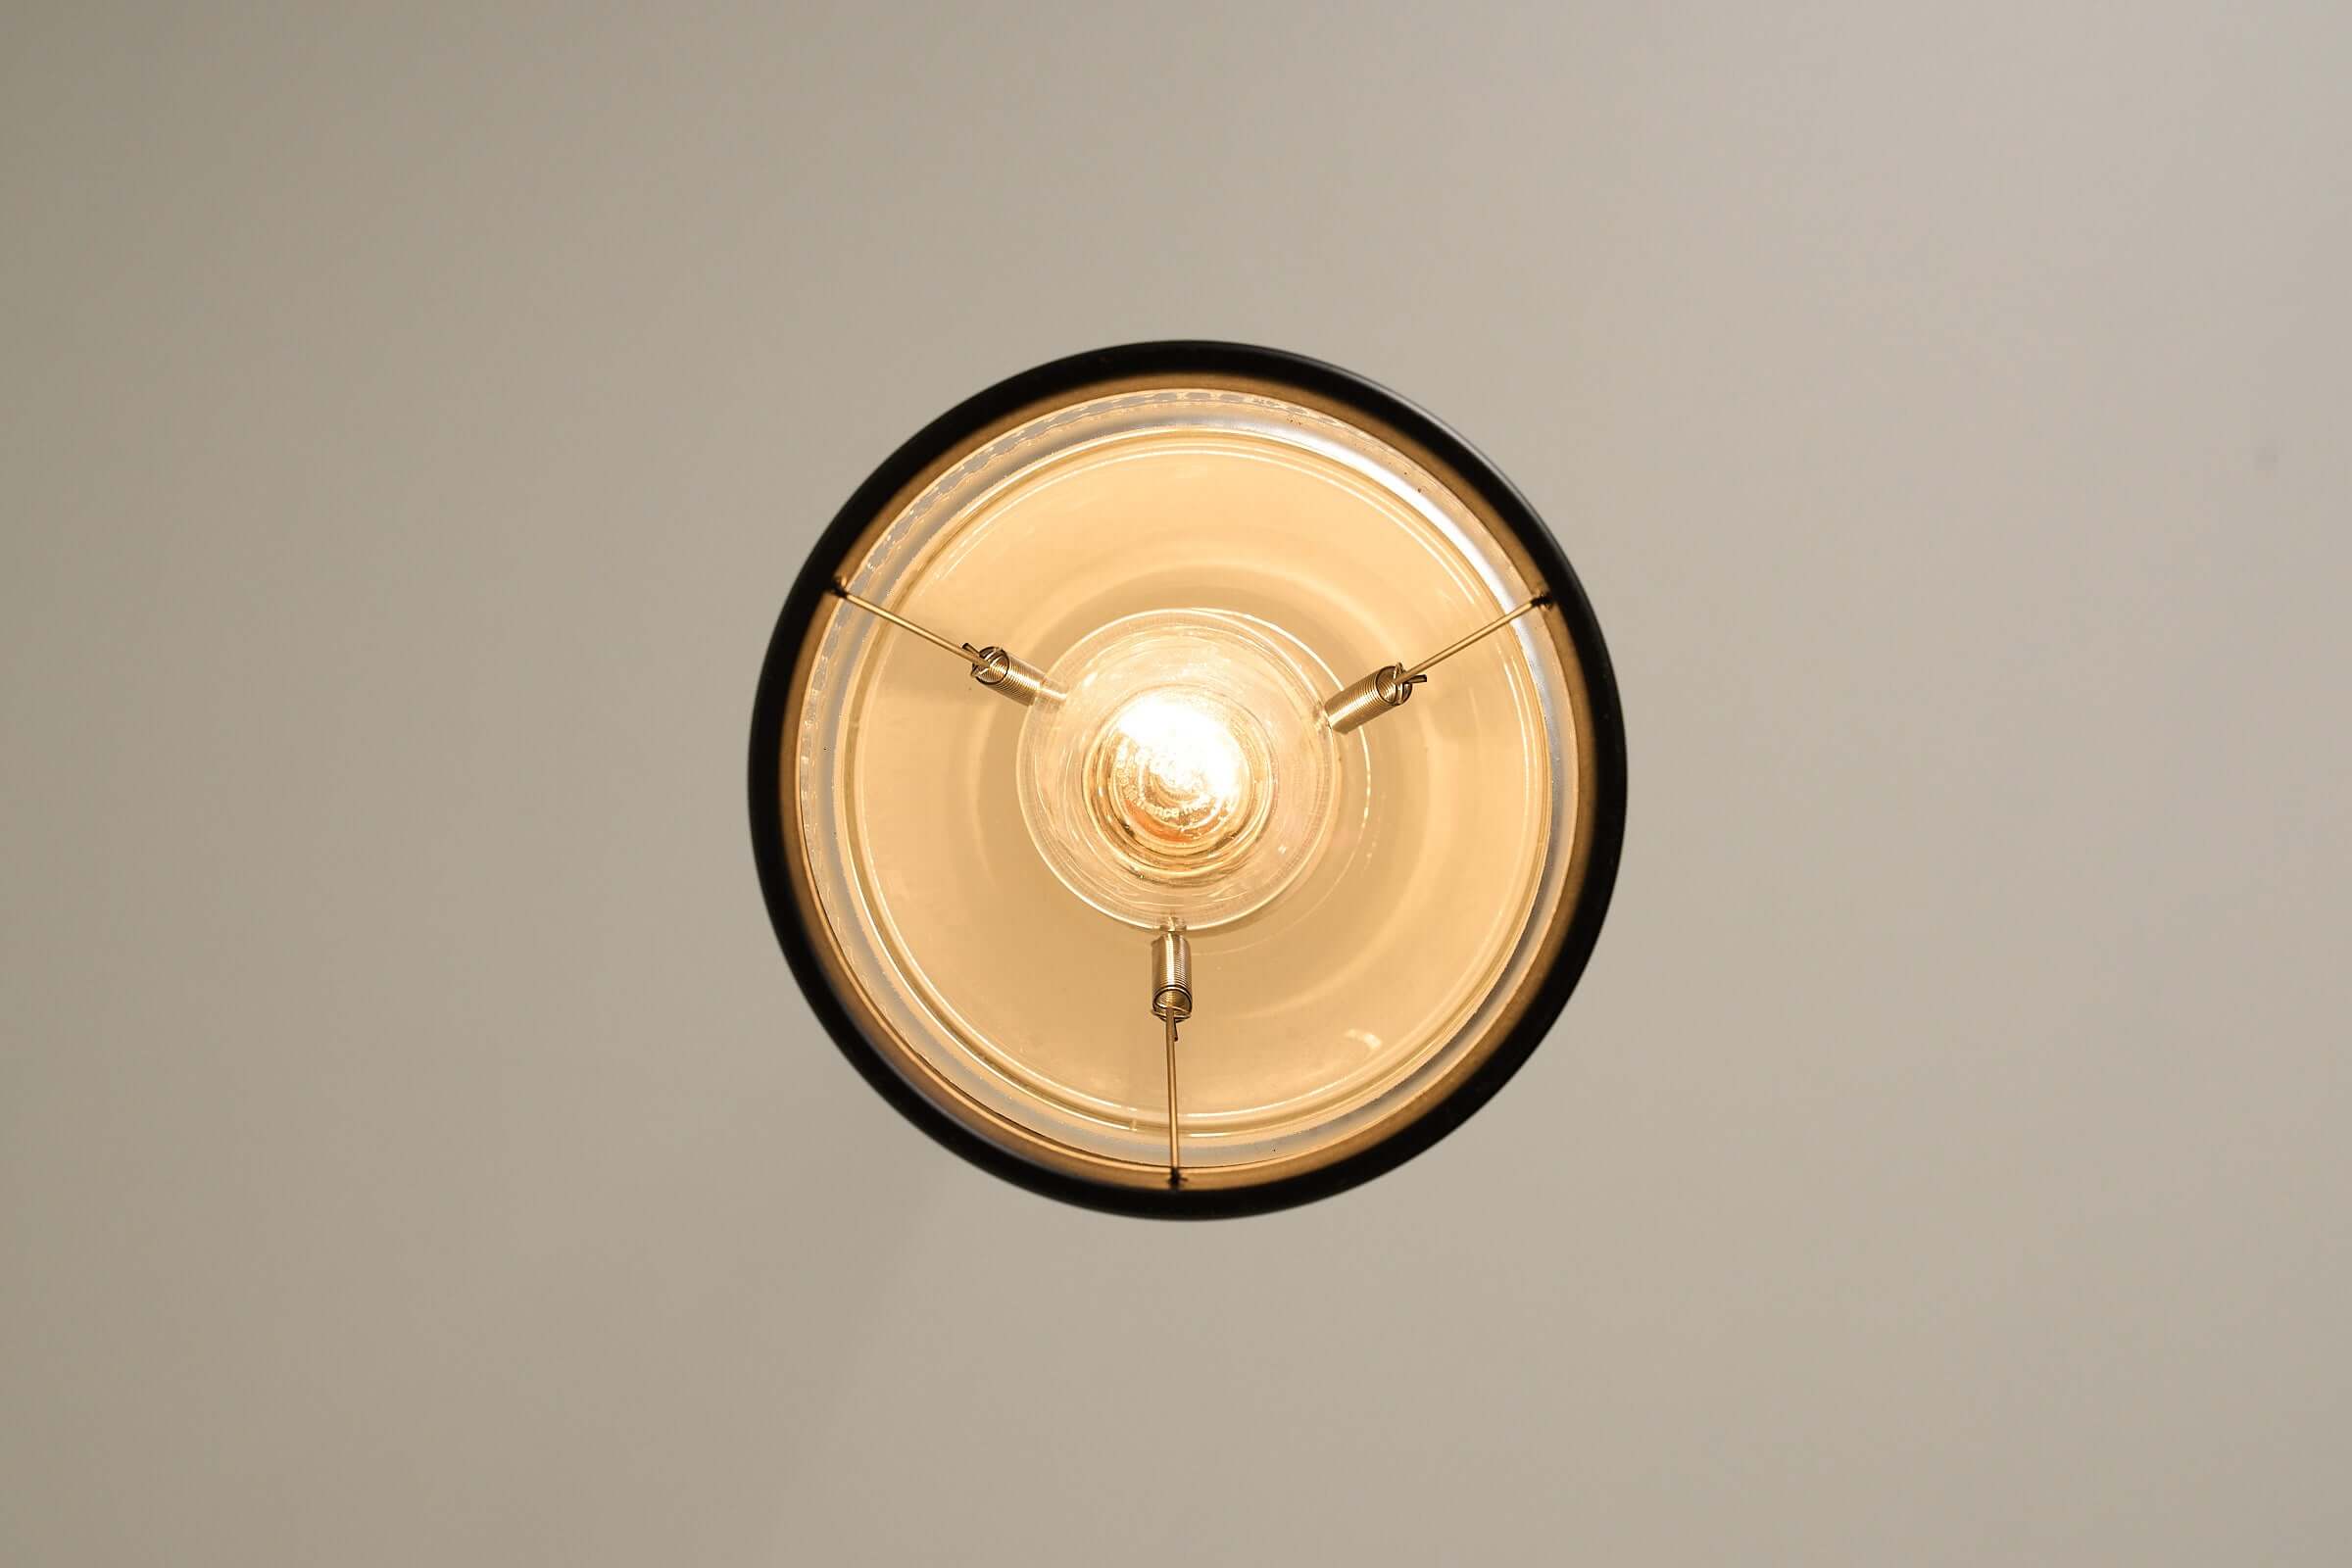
5;2;2347;1562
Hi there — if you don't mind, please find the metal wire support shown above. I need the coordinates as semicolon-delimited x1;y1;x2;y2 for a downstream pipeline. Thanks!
958;642;1060;706
1319;595;1551;734
829;582;1061;705
1150;924;1194;1184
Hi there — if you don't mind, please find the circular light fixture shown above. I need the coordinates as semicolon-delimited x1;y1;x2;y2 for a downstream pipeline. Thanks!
749;342;1625;1216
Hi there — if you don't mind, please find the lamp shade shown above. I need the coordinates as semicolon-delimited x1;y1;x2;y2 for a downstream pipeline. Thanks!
749;343;1625;1216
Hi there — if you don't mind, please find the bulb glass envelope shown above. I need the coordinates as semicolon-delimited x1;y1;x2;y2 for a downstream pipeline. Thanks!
750;344;1625;1216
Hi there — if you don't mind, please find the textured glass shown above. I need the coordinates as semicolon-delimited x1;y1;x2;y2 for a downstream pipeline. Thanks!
1018;610;1341;930
792;387;1575;1181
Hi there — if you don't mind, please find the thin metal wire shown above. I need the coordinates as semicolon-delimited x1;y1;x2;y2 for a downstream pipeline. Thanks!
1164;1009;1181;1184
1402;596;1549;679
829;582;970;662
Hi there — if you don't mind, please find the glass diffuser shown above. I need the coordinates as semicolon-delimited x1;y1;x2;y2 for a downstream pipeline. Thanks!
749;343;1626;1216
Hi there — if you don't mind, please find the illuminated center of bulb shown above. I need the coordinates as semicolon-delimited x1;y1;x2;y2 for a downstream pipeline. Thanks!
1083;686;1273;874
1016;609;1341;929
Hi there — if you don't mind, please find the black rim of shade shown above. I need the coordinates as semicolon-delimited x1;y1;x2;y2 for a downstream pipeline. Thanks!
748;341;1627;1218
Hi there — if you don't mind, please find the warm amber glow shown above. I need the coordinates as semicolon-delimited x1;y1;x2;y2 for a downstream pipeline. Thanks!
1111;691;1250;817
793;381;1583;1190
1085;687;1270;872
1018;610;1340;930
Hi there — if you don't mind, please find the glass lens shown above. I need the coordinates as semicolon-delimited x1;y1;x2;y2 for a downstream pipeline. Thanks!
789;384;1578;1184
1017;610;1341;931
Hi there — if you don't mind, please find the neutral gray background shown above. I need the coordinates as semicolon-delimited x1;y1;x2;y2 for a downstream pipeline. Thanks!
5;3;2347;1562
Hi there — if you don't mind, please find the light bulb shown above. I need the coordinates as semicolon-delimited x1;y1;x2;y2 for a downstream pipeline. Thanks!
1017;610;1340;930
1087;686;1270;872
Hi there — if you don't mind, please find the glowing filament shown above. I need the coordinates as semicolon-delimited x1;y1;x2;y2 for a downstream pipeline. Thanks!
1084;686;1273;874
